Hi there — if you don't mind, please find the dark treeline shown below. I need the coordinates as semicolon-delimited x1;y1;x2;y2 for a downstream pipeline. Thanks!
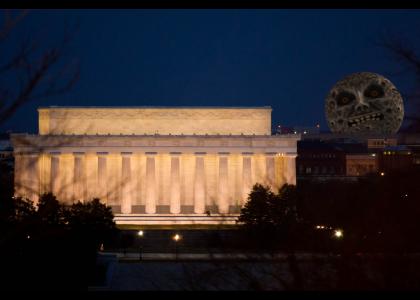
0;179;117;290
237;165;420;254
2;160;420;289
297;166;420;253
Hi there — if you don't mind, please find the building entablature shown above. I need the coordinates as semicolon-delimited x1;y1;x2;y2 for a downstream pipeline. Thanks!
11;133;299;156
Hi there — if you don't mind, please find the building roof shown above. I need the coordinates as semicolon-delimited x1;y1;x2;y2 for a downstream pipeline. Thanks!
383;145;411;151
298;140;340;152
298;140;367;153
38;106;272;110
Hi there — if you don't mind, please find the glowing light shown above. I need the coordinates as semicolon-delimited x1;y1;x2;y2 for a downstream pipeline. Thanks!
173;234;181;242
334;229;343;238
138;230;144;237
380;172;385;176
27;235;30;239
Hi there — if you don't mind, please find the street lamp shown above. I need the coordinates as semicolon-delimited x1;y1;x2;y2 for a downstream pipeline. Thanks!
173;234;181;260
334;229;343;239
138;230;144;261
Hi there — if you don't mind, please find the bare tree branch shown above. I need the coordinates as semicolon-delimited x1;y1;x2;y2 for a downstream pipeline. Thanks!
0;9;79;126
0;9;29;41
377;32;420;132
377;33;420;75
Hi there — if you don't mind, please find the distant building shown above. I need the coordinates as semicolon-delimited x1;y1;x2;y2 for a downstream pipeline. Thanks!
378;145;415;173
367;138;398;150
0;132;13;169
293;126;320;135
297;139;375;182
396;133;420;166
275;125;320;135
275;125;294;135
296;140;347;181
296;132;420;183
346;154;378;177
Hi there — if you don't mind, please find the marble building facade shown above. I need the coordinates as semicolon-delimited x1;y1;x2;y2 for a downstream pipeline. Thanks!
11;107;299;225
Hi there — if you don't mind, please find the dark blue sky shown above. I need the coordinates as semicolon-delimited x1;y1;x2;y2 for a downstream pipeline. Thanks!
2;9;420;133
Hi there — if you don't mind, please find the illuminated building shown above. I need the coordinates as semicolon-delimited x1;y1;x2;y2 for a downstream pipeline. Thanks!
11;106;299;226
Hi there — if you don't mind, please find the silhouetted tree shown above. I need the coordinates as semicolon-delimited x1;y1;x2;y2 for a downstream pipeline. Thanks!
61;198;117;288
0;190;117;289
379;34;420;131
65;198;117;250
37;192;64;226
238;183;302;249
238;184;276;232
0;196;35;224
0;9;79;125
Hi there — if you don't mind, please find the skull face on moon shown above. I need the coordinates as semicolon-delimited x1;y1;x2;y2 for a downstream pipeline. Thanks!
325;72;404;134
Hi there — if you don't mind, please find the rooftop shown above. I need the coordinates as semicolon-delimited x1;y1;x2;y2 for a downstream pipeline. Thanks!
38;106;272;110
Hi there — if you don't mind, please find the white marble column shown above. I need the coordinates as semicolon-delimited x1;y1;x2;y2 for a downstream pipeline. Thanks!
73;152;85;203
218;152;229;214
145;152;157;214
121;152;133;214
285;154;297;185
169;152;181;214
84;153;97;201
39;154;50;196
265;152;276;188
242;152;253;205
97;152;108;203
26;153;40;205
50;152;61;199
14;153;24;198
194;152;206;214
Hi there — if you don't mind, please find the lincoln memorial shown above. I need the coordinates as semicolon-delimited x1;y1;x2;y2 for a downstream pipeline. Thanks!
11;107;299;226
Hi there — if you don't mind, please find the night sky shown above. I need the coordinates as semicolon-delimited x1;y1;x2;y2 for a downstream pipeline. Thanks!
2;9;420;134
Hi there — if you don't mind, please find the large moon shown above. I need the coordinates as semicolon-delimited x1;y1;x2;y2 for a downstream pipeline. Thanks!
325;72;404;134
